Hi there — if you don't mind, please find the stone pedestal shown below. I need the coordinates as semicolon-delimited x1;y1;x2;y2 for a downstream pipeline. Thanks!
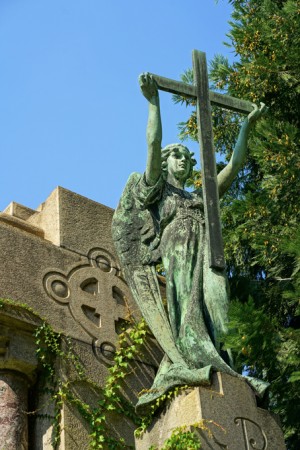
135;372;286;450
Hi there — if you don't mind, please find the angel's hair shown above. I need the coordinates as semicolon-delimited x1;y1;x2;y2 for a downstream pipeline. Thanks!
161;144;197;179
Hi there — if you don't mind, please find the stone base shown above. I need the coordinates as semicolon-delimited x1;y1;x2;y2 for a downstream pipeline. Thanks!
135;372;286;450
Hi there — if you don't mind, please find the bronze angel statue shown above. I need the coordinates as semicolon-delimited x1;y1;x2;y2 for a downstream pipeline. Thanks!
112;73;268;413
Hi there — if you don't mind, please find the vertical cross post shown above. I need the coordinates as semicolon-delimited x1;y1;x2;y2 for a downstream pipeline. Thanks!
192;50;224;269
150;50;253;269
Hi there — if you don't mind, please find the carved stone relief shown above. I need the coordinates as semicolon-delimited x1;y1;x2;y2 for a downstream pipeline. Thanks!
207;416;267;450
234;417;267;450
44;248;132;363
135;372;286;450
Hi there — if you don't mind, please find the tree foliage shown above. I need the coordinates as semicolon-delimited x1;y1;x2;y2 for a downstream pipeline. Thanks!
178;0;300;447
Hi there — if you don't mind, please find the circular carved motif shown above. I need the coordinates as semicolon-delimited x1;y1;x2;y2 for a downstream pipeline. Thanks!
96;256;111;272
43;248;131;357
92;339;117;365
44;273;70;304
51;280;69;298
100;342;116;360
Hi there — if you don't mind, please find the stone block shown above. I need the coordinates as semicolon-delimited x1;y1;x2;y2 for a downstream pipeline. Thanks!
28;187;116;257
3;201;37;221
0;209;137;374
135;372;286;450
60;394;137;450
0;212;44;238
0;305;40;381
27;188;60;245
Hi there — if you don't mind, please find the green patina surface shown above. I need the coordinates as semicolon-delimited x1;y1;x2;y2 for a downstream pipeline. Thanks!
112;73;268;413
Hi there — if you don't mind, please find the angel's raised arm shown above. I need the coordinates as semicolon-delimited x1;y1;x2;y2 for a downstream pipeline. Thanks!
217;102;267;198
139;73;162;186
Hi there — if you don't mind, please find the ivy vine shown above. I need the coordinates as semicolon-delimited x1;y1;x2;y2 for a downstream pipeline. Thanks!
147;420;225;450
0;298;216;449
34;316;148;449
149;425;202;450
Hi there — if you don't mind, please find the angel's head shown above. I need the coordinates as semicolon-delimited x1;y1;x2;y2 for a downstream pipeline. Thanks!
161;144;197;183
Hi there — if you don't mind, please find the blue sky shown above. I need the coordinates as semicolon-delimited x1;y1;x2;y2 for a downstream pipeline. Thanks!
0;0;235;211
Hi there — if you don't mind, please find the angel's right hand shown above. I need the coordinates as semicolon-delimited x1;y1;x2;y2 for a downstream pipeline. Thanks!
139;72;158;101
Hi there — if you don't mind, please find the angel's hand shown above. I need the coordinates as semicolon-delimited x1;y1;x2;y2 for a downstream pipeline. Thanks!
139;72;158;102
248;102;268;125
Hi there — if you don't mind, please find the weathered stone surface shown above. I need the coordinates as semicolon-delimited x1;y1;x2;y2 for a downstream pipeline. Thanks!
0;212;44;238
0;188;138;358
60;394;137;450
0;307;39;381
29;382;54;450
0;219;86;341
28;187;117;257
27;188;60;245
3;201;37;221
0;187;160;449
0;371;28;450
135;372;286;450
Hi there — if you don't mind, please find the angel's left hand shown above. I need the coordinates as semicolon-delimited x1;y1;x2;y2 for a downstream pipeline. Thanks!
248;102;268;125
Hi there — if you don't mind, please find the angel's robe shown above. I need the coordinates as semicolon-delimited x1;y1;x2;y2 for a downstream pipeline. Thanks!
136;174;231;370
112;173;269;412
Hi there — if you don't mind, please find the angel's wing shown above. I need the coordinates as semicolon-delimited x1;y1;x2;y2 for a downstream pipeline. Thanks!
112;173;187;366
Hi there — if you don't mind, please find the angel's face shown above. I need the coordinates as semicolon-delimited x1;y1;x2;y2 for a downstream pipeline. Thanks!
167;148;191;182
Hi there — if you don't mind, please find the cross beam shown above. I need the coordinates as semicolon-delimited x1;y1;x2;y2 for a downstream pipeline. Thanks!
149;72;253;114
151;50;253;269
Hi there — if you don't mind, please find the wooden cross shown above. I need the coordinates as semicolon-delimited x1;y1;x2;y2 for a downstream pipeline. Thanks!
150;49;253;270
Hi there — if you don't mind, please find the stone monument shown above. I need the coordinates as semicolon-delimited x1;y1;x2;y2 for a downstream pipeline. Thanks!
0;48;287;449
0;187;162;449
112;50;286;448
136;372;286;449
